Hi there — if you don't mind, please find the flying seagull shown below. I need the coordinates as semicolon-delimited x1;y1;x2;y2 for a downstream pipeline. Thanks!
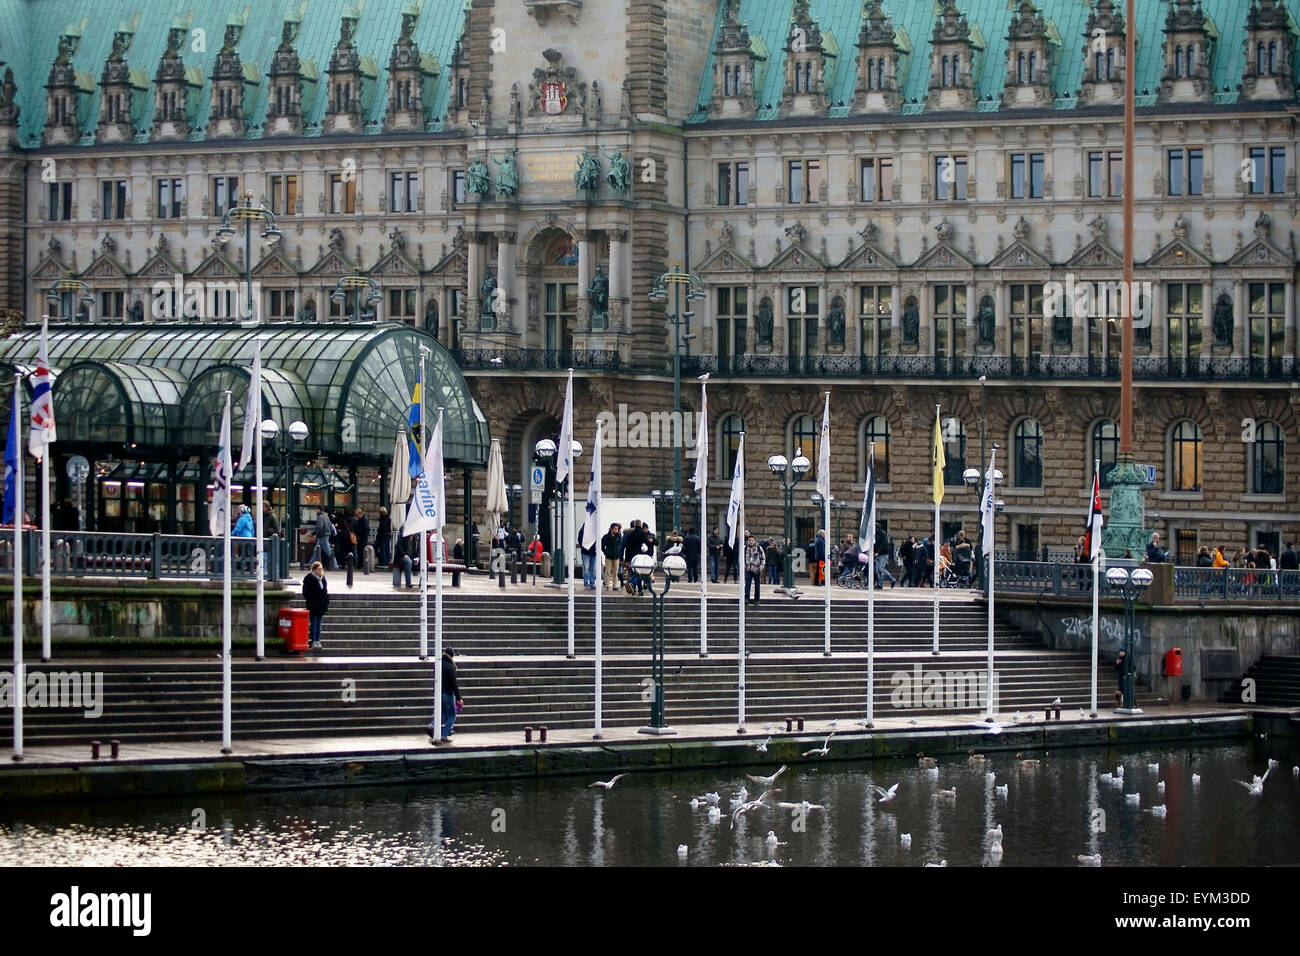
754;737;771;753
802;733;834;757
746;765;788;788
730;789;779;829
870;783;900;804
589;773;629;790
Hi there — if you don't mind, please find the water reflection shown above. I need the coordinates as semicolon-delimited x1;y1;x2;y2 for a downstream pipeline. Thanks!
1;741;1297;867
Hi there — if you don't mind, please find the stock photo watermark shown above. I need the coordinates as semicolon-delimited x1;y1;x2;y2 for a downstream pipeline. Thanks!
0;670;104;718
889;663;999;711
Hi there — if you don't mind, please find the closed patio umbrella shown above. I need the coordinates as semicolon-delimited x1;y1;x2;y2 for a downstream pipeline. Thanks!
389;425;412;540
484;438;509;536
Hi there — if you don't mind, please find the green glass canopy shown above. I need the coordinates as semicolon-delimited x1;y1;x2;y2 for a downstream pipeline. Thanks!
0;322;489;468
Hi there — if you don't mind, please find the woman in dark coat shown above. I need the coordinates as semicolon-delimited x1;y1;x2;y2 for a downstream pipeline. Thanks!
303;561;329;649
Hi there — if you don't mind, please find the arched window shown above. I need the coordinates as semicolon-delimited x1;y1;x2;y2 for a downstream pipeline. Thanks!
942;55;950;86
1095;50;1105;80
790;414;819;480
1017;52;1026;84
719;413;745;478
1013;418;1042;488
1174;46;1184;78
1268;41;1277;73
1091;419;1120;489
1028;51;1037;82
860;415;892;483
1251;421;1284;495
1170;420;1202;491
942;417;967;486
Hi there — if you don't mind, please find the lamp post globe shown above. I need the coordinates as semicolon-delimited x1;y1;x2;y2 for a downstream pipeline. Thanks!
662;554;687;579
767;454;788;474
260;419;280;441
535;438;556;459
289;420;309;442
791;453;811;476
1130;567;1153;588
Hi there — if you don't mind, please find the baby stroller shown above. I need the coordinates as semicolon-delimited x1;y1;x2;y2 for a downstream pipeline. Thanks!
938;552;975;589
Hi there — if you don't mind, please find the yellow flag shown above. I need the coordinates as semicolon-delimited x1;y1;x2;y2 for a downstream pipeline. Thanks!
932;409;946;506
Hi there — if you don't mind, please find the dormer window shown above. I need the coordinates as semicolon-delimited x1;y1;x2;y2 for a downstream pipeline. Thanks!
1257;40;1277;74
1095;47;1115;81
793;60;813;93
457;76;469;109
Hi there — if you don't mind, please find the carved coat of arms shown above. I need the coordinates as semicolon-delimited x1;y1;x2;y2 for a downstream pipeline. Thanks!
542;79;567;115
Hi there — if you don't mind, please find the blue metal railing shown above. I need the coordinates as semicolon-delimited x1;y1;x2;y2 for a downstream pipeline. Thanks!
0;530;286;582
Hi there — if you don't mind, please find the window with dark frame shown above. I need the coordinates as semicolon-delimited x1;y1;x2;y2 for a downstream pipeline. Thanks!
933;154;968;201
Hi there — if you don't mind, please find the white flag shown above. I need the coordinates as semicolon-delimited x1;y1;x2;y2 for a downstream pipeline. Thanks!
28;316;56;458
858;444;877;553
725;433;745;549
208;394;232;537
556;370;574;487
405;408;446;536
579;422;602;551
237;344;261;472
815;392;830;501
691;387;708;497
981;447;998;550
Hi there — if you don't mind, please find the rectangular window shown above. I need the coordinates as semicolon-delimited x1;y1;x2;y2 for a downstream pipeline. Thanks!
98;290;125;319
388;288;418;321
858;285;892;358
268;174;299;216
1248;281;1286;370
716;162;749;206
931;284;967;362
715;286;748;366
1165;283;1203;365
100;180;128;220
451;170;466;205
859;158;894;203
156;178;184;218
388;171;419;213
1250;146;1288;195
786;159;821;204
1087;151;1123;197
1167;148;1203;196
933;155;968;201
1009;153;1044;199
47;181;72;221
786;286;819;358
267;290;296;320
212;176;239;216
330;173;357;214
1009;283;1044;366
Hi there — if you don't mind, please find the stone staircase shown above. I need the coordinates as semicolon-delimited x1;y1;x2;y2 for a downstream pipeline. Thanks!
1218;655;1300;708
0;593;1149;747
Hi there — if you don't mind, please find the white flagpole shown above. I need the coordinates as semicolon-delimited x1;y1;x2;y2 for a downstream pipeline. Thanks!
11;374;24;760
594;419;604;738
818;391;831;657
866;442;875;729
252;341;265;661
220;391;233;754
418;348;428;662
40;446;50;663
699;378;708;659
985;448;998;722
1090;458;1101;718
823;494;831;656
933;405;942;657
736;432;746;733
566;371;576;660
434;407;444;744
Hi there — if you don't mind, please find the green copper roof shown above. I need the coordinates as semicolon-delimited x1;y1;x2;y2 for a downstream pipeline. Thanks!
693;0;1300;122
0;0;468;147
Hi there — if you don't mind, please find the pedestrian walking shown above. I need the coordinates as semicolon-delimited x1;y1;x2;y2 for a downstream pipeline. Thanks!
765;538;781;585
707;527;722;583
1114;648;1128;707
580;529;598;589
233;504;254;538
874;524;897;587
744;534;765;604
353;508;371;572
683;528;701;583
722;536;739;583
428;648;464;743
601;523;622;590
375;506;392;568
308;505;338;570
303;560;329;649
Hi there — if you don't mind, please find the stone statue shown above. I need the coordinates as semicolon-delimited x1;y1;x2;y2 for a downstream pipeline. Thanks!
756;299;774;346
167;26;185;55
466;157;490;196
340;14;357;46
300;299;317;322
493;149;519;199
935;217;955;244
827;300;846;347
424;297;438;336
327;227;346;251
978;296;995;345
574;150;602;193
588;265;609;320
480;269;497;315
902;299;920;345
222;23;242;54
57;34;77;63
280;20;296;51
399;9;417;43
603;148;631;193
1213;294;1233;345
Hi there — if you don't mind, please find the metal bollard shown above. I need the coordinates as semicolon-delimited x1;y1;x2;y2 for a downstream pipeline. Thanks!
346;552;355;588
524;726;533;743
511;555;519;585
797;717;805;732
1045;707;1052;721
785;717;793;732
91;740;101;759
539;725;548;743
1054;705;1062;720
110;739;120;759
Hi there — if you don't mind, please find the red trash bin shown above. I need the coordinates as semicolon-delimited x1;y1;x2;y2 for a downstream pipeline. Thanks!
279;607;310;654
1163;647;1183;676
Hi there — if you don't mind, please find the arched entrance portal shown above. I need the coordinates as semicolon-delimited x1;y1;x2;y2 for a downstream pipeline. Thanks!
523;227;580;354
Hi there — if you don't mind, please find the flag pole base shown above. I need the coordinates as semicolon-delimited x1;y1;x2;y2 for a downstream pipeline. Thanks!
11;754;23;762
931;651;941;657
637;725;676;736
823;651;832;657
736;725;747;735
593;733;603;740
1115;707;1145;715
699;653;709;659
220;747;233;755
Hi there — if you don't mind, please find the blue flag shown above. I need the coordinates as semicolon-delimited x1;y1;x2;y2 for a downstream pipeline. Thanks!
407;366;423;479
2;391;17;525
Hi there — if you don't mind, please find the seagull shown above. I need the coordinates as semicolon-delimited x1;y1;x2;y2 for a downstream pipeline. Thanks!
972;720;1007;735
925;767;939;782
488;355;504;366
986;825;1003;840
1293;766;1299;778
1192;773;1201;786
731;789;779;829
989;840;1004;859
855;719;874;729
589;773;629;790
1050;697;1062;706
1115;765;1125;777
871;783;900;804
1235;772;1268;797
764;831;782;851
985;771;996;784
1079;709;1088;720
676;844;688;859
803;733;834;757
936;787;957;800
827;719;841;730
995;784;1008;798
735;786;749;803
776;800;826;814
728;795;744;812
899;832;912;848
1267;758;1279;770
1124;792;1141;806
747;766;788;789
908;719;919;727
664;541;683;557
1077;853;1102;867
1156;780;1165;793
754;737;771;753
761;723;776;734
917;754;938;769
689;798;701;810
924;859;948;867
1147;762;1160;773
1148;804;1167;818
702;791;721;806
707;806;722;824
1099;773;1113;785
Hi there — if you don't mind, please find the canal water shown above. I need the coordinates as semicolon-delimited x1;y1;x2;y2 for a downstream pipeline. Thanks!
2;740;1297;866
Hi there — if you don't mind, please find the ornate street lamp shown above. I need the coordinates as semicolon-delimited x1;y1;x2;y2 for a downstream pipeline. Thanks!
261;418;309;571
649;263;705;534
330;274;384;322
215;190;281;324
1105;565;1152;714
46;277;95;321
768;449;811;592
634;550;687;734
535;436;581;583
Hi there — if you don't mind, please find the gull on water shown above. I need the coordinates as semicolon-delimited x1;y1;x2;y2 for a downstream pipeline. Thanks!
707;806;722;824
1148;805;1167;818
1156;780;1165;793
1077;853;1102;867
589;774;629;790
776;800;826;814
803;733;834;758
1267;758;1279;770
754;737;771;753
1235;766;1271;796
986;825;1003;840
702;792;721;806
924;860;948;867
899;833;912;848
1192;773;1201;786
747;766;788;789
917;754;938;769
989;841;1004;859
871;783;900;804
1124;792;1141;807
1293;766;1299;777
764;831;783;851
676;845;688;859
1147;763;1160;773
936;787;957;801
985;771;996;784
1099;773;1113;785
925;767;940;781
689;798;701;810
995;784;1009;798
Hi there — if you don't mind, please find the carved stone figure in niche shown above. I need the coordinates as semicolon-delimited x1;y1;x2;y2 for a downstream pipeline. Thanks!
480;269;497;315
466;157;490;196
603;148;631;193
300;298;317;322
978;295;995;345
934;218;955;244
756;298;774;347
827;299;846;347
493;149;519;199
127;299;144;322
1213;293;1233;345
902;297;920;345
587;265;609;320
574;150;601;193
424;297;438;336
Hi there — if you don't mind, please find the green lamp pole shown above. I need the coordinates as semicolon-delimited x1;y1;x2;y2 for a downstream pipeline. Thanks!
649;264;705;534
635;550;687;734
768;449;810;592
1106;565;1152;713
215;190;281;324
331;274;384;321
